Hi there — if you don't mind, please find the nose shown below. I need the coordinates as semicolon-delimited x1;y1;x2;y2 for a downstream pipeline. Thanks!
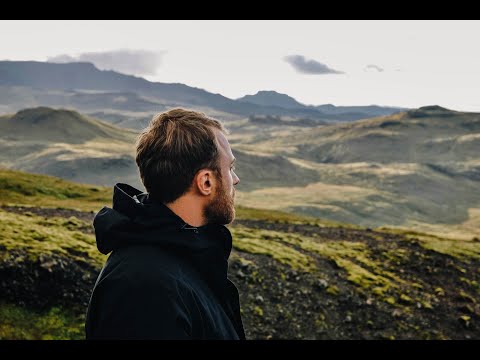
234;173;240;186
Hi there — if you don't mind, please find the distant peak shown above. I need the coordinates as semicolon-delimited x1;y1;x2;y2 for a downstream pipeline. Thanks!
13;107;84;124
237;90;306;109
417;105;450;112
407;105;457;119
256;90;286;96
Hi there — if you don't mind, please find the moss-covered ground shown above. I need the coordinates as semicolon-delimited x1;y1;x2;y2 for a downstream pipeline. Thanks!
1;169;479;339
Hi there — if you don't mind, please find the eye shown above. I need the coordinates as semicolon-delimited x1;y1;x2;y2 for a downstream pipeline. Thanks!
230;165;236;172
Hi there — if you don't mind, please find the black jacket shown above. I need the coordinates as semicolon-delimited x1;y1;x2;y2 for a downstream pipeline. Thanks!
85;183;246;340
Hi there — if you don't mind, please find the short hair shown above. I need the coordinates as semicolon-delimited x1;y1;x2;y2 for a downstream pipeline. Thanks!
135;108;229;204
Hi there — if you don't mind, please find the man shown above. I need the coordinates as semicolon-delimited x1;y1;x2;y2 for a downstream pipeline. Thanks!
85;108;245;340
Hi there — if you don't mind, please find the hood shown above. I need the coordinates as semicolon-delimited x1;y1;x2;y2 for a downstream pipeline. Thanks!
93;183;233;270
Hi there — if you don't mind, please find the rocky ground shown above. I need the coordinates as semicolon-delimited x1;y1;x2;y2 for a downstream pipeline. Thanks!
1;205;479;339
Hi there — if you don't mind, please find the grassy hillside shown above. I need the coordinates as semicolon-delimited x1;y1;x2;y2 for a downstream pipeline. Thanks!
0;168;110;212
1;105;479;240
0;107;137;144
232;106;480;240
242;106;480;163
1;170;479;339
0;107;142;189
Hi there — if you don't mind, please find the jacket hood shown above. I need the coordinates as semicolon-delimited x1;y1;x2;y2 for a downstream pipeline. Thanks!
93;183;233;268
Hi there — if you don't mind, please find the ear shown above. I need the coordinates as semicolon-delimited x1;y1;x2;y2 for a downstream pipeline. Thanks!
194;169;216;196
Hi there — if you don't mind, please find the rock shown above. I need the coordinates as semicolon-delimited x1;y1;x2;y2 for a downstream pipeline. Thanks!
315;279;329;290
236;270;246;279
255;295;264;304
345;315;352;323
240;262;250;271
459;315;471;329
392;309;402;318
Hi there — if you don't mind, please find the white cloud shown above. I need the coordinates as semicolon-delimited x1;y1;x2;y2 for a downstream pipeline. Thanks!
284;55;344;75
365;64;384;72
48;49;166;76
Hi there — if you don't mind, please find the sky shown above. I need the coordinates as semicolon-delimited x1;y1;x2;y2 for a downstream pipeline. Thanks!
1;20;480;111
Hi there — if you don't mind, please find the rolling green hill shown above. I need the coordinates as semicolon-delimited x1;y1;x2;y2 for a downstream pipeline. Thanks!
0;107;141;189
234;106;480;240
1;105;479;241
0;106;137;144
1;169;479;339
0;107;328;192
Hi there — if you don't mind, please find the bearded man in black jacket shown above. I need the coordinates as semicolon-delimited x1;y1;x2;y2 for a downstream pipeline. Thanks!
85;108;245;340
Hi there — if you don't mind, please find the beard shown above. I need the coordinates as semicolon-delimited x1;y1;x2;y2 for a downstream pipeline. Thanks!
203;175;235;225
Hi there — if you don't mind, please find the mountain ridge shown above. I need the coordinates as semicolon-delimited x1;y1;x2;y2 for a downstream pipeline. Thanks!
0;61;405;122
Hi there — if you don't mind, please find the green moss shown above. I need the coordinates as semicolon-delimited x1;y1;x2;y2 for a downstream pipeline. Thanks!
399;294;415;305
434;287;445;296
0;302;84;340
412;282;424;290
231;227;315;272
0;209;105;267
279;236;407;301
315;313;328;330
384;297;396;305
421;301;433;310
236;227;434;305
458;290;477;303
459;315;471;327
0;168;110;212
459;277;480;293
326;285;340;296
408;233;480;260
254;306;264;317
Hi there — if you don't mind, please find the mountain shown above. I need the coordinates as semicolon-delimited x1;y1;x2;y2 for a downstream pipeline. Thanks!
316;104;406;117
1;168;479;339
0;107;140;188
237;90;406;120
0;61;404;125
238;90;306;109
0;107;135;144
0;61;325;119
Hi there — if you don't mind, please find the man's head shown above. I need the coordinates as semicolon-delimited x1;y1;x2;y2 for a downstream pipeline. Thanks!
135;108;240;225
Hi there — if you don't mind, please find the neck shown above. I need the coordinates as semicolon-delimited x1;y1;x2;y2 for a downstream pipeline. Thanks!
164;195;207;227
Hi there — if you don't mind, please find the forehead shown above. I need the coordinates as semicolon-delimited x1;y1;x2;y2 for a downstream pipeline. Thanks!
214;129;234;160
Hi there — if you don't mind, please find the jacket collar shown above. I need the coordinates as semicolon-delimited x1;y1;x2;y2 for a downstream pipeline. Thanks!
93;183;233;295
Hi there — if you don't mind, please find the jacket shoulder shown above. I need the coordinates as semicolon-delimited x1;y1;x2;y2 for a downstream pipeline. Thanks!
104;244;189;285
86;246;197;339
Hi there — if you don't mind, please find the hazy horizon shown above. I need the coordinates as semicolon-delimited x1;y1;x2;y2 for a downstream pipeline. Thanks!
1;20;480;112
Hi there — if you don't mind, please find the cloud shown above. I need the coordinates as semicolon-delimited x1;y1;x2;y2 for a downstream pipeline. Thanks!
47;49;166;76
283;55;344;75
364;64;384;72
